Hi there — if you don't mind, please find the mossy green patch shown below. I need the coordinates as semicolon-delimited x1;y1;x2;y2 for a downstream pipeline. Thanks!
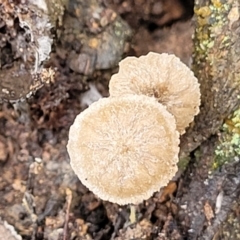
214;108;240;169
178;156;191;171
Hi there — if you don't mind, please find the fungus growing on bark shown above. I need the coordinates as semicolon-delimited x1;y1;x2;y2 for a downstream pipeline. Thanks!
109;52;200;134
67;95;179;205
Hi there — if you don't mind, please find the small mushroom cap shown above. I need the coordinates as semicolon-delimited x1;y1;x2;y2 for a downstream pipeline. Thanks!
109;52;201;134
67;95;179;205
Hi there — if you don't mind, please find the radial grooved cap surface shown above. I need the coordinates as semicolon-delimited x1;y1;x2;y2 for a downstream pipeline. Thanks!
67;95;179;205
109;52;201;134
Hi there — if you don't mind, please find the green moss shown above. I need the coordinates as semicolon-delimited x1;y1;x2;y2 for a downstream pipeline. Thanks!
178;156;191;171
214;109;240;169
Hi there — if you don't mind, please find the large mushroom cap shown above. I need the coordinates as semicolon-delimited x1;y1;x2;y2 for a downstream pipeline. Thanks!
109;52;201;134
67;95;179;205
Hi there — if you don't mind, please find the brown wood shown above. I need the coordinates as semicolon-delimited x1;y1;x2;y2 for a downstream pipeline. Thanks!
176;1;240;239
180;0;240;157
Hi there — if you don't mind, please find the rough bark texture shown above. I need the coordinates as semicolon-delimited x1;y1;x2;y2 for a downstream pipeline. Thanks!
177;137;240;239
175;1;240;239
180;0;240;157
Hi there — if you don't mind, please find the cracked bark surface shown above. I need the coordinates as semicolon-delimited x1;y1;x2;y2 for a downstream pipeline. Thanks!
176;1;240;239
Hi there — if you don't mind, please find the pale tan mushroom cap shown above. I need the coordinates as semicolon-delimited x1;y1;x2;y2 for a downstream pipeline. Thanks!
67;95;179;205
109;52;201;134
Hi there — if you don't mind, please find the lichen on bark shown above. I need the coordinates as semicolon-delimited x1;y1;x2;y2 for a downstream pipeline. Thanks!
180;0;240;158
214;108;240;169
176;1;240;238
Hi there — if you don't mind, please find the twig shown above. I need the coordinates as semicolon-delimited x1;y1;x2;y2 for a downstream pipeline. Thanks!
63;188;72;240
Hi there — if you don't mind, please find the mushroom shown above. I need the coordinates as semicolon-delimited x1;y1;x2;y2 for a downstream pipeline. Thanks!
109;52;201;134
67;95;179;205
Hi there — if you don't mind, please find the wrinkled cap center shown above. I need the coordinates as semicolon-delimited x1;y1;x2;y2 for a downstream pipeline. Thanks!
119;143;131;154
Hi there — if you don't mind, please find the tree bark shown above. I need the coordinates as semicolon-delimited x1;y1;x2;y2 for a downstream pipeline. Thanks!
176;1;240;239
180;0;240;157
